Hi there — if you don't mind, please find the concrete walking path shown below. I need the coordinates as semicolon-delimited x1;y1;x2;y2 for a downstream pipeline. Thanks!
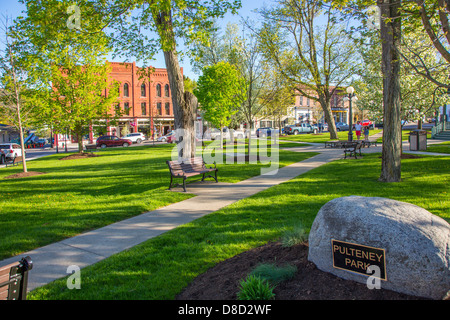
0;146;343;292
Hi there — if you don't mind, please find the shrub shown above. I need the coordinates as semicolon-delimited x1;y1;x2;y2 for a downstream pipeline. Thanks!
236;275;275;300
250;263;297;285
281;224;308;247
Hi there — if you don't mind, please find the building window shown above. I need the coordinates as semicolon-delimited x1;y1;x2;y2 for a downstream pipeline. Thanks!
124;102;130;116
141;103;147;116
124;83;129;97
307;98;310;106
165;102;170;115
156;84;162;97
157;102;162;115
115;103;120;115
300;96;303;106
165;84;170;97
141;83;146;97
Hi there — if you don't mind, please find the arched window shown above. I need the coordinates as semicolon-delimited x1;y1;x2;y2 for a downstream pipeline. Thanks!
165;84;170;97
156;84;162;97
141;83;146;97
124;83;129;97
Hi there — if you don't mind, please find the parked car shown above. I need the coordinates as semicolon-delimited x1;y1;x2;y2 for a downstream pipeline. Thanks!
284;123;318;135
96;135;132;148
158;131;175;142
123;132;146;144
256;127;279;138
167;133;176;144
361;119;373;127
210;127;245;140
0;143;23;164
335;122;349;131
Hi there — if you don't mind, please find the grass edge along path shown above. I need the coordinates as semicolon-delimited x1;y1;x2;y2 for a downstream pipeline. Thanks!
28;153;449;300
0;143;316;261
426;141;450;154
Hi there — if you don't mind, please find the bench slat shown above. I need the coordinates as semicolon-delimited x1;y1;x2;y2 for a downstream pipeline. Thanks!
0;263;18;275
0;288;8;300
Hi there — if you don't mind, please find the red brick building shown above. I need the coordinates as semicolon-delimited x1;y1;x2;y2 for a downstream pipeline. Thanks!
102;61;179;139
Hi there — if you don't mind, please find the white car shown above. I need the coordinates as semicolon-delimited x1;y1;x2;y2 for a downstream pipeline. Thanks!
123;133;146;144
0;143;23;164
210;127;245;140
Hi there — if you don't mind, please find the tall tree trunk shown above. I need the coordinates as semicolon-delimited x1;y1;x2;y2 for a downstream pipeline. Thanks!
75;124;83;153
319;95;338;139
12;68;27;173
154;9;196;160
165;48;196;159
379;0;402;182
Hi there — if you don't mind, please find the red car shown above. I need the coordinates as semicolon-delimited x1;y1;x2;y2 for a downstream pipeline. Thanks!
361;119;373;127
167;133;176;144
96;135;133;148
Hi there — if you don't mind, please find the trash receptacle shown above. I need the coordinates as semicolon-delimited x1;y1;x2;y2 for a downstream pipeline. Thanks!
409;130;427;151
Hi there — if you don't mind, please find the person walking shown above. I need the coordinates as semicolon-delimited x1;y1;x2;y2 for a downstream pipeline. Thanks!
354;121;363;140
364;126;370;141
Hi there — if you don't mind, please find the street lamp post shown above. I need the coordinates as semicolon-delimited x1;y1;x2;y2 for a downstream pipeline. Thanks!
344;86;357;141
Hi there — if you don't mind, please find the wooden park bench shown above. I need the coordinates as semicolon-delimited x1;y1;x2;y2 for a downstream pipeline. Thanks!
0;256;33;300
167;157;218;192
325;141;338;148
324;141;344;148
343;141;363;159
84;144;98;150
5;156;23;167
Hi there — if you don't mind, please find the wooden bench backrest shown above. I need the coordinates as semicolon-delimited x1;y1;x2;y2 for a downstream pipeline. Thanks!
343;141;361;149
167;157;206;175
0;263;15;300
0;262;23;300
0;256;32;300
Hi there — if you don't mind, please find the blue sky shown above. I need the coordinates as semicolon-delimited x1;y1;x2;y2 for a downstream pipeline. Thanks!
0;0;264;80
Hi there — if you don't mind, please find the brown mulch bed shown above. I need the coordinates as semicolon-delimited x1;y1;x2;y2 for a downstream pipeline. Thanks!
59;152;99;160
176;241;426;300
4;171;46;179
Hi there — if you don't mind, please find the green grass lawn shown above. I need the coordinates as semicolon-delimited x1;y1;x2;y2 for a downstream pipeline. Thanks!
28;152;449;300
426;141;450;154
281;129;382;143
374;130;432;143
0;143;315;261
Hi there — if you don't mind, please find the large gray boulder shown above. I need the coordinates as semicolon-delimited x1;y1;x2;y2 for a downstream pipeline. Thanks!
308;196;450;300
